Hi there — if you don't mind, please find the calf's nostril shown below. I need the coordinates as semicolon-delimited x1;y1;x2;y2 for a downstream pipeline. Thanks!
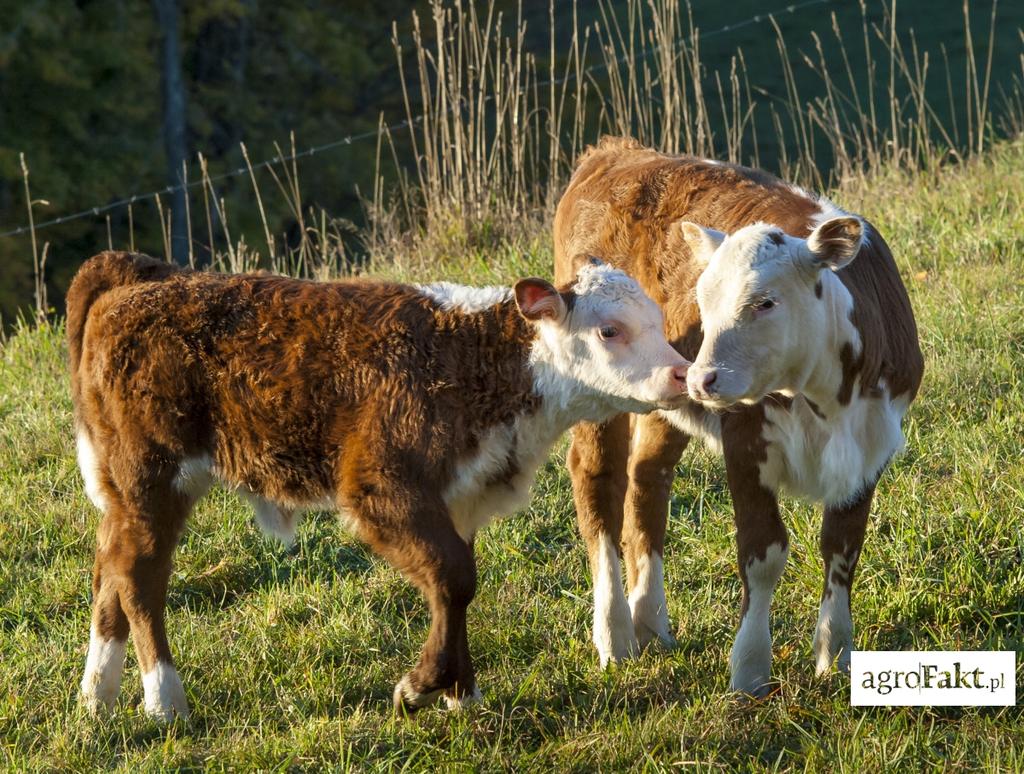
671;364;690;386
702;371;718;393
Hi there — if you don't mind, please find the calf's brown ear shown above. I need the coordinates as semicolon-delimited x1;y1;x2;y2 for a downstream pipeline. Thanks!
514;278;567;323
806;216;864;270
679;222;726;267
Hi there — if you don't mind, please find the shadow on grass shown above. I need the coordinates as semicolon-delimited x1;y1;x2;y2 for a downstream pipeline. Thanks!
168;511;375;613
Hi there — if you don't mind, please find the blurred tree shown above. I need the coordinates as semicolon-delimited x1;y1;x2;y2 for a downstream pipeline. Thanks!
0;0;431;322
0;0;159;320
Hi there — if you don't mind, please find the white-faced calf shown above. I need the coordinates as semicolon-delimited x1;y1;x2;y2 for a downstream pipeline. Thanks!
70;251;689;721
554;137;923;696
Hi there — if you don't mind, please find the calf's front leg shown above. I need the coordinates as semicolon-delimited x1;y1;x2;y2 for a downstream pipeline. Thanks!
348;485;477;712
723;411;788;697
567;416;635;666
814;484;874;675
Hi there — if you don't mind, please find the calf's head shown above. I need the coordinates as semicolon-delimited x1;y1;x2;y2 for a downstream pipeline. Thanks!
681;216;864;408
515;263;689;412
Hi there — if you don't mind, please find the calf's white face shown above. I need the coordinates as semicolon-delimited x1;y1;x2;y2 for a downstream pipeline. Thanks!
682;216;864;408
515;263;689;412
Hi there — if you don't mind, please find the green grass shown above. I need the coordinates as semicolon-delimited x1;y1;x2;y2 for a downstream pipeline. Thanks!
2;143;1024;772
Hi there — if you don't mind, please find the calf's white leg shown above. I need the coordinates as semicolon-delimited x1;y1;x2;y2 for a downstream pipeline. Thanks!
622;412;689;649
566;416;638;666
814;487;873;675
81;625;127;715
730;542;788;695
142;662;190;722
592;532;638;665
628;550;672;648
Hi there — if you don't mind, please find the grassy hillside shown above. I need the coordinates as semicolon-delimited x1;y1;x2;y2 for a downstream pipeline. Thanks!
1;141;1023;770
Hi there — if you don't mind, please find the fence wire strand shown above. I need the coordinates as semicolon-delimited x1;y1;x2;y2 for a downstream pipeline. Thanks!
0;0;832;240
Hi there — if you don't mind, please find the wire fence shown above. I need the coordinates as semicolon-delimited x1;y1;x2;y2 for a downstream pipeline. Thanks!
0;0;832;241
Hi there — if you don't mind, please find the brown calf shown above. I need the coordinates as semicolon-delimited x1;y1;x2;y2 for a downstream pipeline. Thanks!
70;251;689;720
554;137;923;695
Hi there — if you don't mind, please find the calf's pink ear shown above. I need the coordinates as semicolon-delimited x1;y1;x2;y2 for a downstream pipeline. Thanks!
679;222;726;266
806;216;864;270
514;278;567;322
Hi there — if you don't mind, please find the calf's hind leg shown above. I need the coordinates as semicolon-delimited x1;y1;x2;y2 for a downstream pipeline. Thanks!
622;412;688;649
90;463;192;722
78;433;131;715
81;513;130;715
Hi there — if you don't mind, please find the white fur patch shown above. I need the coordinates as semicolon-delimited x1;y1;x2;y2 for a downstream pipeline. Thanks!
416;282;511;313
592;533;638;666
730;542;788;696
527;343;618;420
393;675;443;709
444;684;483;711
238;490;301;547
80;626;126;714
142;661;189;722
444;423;523;541
76;431;107;511
173;455;215;501
628;551;673;649
174;456;321;545
813;552;856;675
760;384;906;507
658;405;723;456
443;397;579;541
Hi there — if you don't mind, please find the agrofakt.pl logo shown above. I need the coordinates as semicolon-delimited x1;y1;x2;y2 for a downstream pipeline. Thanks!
850;651;1016;706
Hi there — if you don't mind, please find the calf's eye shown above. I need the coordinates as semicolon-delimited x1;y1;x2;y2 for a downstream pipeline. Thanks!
598;325;620;340
754;298;776;312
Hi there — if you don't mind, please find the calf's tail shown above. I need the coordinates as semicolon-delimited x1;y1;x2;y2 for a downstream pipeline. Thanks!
66;251;181;377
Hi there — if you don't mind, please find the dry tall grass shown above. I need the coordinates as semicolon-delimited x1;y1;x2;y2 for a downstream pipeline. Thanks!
364;0;1021;266
16;0;1024;307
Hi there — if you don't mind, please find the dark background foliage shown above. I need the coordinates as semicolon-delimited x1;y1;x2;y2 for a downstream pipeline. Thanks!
1;0;1022;325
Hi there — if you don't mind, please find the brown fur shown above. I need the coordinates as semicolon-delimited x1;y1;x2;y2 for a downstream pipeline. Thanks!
555;138;923;400
70;251;557;712
554;138;924;689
